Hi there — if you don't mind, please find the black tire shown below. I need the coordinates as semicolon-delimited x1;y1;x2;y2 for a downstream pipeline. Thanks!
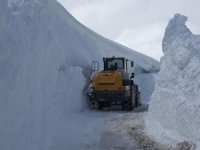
122;100;132;111
92;101;103;110
89;100;103;110
98;101;103;110
122;104;125;110
135;85;139;92
128;100;133;111
122;102;128;111
122;102;127;110
134;85;140;107
89;100;96;109
137;91;142;106
135;92;139;107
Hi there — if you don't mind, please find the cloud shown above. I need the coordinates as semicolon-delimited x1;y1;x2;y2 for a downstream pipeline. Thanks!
57;0;149;38
115;22;165;60
57;0;200;60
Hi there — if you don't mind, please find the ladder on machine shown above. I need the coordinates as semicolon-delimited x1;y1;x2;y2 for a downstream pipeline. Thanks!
91;61;99;75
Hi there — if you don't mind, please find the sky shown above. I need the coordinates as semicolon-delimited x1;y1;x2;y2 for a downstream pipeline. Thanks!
57;0;200;61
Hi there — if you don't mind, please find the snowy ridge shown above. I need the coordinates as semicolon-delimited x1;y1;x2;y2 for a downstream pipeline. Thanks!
146;14;200;148
0;0;159;150
5;0;159;73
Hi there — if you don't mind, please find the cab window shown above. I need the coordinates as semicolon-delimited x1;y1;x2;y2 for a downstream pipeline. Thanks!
106;59;124;70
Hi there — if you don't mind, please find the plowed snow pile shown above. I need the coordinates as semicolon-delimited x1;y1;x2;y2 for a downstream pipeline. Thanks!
0;0;159;150
146;14;200;148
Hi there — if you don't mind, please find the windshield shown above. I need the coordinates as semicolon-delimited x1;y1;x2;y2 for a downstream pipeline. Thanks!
106;59;124;70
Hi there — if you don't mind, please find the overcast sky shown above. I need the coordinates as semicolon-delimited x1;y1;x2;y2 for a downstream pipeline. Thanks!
57;0;200;60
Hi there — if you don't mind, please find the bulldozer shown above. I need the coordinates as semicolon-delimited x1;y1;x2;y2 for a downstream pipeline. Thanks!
87;56;141;111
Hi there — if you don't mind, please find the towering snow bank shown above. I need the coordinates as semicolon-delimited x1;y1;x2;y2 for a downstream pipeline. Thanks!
0;0;159;150
3;0;159;73
146;14;200;146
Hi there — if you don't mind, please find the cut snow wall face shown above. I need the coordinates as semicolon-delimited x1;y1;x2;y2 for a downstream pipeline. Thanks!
146;13;200;144
0;0;159;149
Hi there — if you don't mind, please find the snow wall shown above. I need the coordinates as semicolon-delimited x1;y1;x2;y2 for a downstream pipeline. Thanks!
0;0;159;150
146;14;200;147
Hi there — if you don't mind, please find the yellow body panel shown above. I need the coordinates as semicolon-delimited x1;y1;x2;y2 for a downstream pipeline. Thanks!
92;70;123;91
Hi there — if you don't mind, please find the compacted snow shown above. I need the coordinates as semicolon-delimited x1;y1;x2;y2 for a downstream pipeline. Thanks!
0;0;159;150
146;14;200;148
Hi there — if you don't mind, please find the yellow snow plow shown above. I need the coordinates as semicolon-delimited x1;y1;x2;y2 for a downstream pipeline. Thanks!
87;56;141;110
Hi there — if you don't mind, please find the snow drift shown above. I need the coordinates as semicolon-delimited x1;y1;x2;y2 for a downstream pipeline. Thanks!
0;0;159;149
146;14;200;147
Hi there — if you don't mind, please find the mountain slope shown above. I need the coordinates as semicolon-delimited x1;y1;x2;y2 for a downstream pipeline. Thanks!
0;0;159;149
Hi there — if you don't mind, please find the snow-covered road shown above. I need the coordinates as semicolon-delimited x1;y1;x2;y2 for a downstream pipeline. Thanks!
88;105;195;150
98;111;142;150
82;106;148;150
78;110;139;150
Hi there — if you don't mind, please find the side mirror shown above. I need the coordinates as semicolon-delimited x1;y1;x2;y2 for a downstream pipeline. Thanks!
131;61;134;67
131;73;135;79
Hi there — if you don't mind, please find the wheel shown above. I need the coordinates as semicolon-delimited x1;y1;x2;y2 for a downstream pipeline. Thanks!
122;102;128;111
122;101;132;111
98;101;103;110
89;100;96;109
92;101;103;110
122;103;126;110
135;85;139;91
134;85;140;107
135;93;139;107
128;100;133;111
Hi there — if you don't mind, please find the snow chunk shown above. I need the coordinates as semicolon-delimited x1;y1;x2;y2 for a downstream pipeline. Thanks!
146;13;200;147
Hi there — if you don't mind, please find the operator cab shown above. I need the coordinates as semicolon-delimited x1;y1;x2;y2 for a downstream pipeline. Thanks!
103;57;125;71
103;57;134;71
